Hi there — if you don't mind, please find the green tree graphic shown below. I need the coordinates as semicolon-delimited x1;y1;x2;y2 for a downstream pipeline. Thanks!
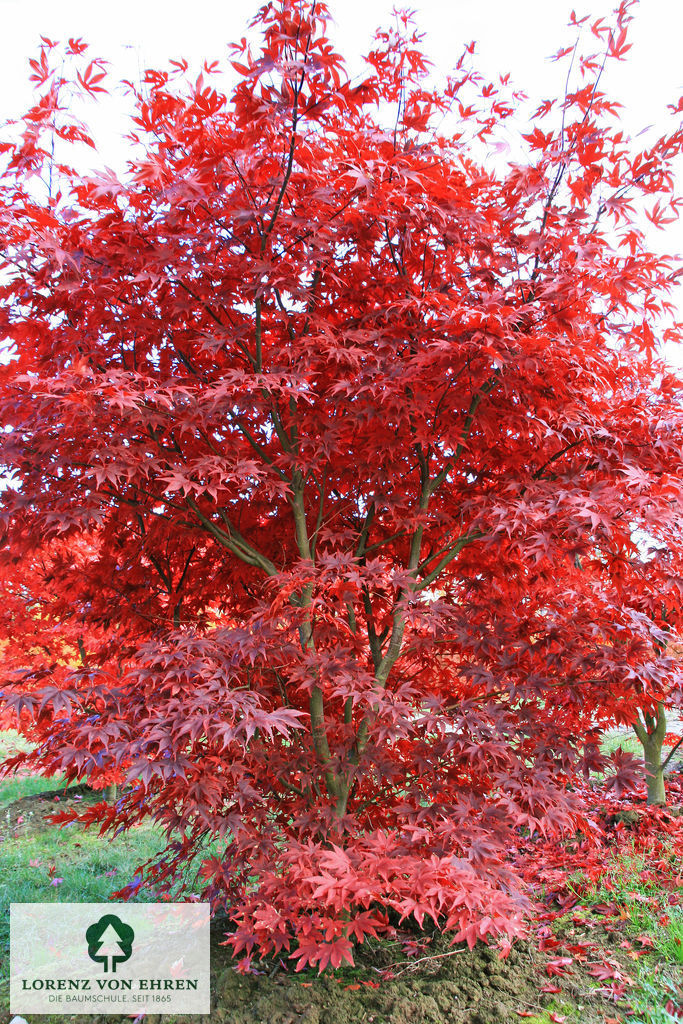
86;914;134;973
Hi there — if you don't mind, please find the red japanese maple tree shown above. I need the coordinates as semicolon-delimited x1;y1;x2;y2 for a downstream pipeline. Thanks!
1;0;682;969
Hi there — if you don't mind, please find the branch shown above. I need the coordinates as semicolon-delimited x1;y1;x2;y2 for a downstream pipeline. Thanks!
417;531;483;591
632;714;647;746
662;734;683;772
309;473;327;559
186;497;278;576
428;372;501;496
227;411;289;480
533;440;583;480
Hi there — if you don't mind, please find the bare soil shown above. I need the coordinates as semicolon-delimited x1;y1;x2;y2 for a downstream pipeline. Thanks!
0;782;97;840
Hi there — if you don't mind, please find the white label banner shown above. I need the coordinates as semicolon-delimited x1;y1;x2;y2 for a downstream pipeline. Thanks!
10;902;210;1014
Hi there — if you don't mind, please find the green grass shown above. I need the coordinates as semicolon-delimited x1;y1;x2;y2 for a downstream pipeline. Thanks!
628;967;683;1024
0;729;66;805
579;851;683;962
571;851;683;1024
0;758;204;1010
659;914;683;966
0;809;169;922
0;772;68;807
0;819;165;911
0;728;34;760
522;1013;577;1024
599;731;642;757
0;733;221;939
0;816;172;1008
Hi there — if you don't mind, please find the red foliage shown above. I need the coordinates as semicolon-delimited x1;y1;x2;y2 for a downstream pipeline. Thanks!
517;775;683;911
1;0;683;966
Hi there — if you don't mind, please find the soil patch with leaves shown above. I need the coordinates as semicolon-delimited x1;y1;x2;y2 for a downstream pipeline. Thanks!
207;927;628;1024
0;924;631;1024
0;781;98;840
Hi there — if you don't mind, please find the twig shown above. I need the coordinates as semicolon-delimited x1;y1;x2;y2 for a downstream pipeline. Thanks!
377;946;466;977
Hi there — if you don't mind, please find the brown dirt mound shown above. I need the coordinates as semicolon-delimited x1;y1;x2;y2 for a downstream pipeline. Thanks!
1;920;624;1024
0;782;97;838
206;928;612;1024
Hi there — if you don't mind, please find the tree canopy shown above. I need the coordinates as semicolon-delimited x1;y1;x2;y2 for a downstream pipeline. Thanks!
0;0;682;970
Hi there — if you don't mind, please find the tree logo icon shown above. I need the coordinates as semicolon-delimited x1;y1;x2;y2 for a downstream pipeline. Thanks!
85;914;134;973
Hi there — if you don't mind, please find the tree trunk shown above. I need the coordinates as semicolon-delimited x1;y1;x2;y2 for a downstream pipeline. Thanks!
642;735;666;806
103;783;118;802
633;703;667;806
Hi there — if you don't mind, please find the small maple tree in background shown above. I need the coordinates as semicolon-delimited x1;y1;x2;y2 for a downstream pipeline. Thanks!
1;0;683;969
625;546;683;805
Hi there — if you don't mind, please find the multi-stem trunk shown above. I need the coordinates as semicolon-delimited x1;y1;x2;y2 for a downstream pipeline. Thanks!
633;703;667;806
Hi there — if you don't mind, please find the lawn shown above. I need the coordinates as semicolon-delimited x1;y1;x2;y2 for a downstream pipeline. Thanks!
0;739;174;1020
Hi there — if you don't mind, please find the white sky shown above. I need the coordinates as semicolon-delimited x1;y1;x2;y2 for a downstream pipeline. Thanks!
2;0;681;129
2;0;682;365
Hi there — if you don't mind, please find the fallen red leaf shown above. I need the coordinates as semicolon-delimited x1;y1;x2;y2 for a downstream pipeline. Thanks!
546;957;573;977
